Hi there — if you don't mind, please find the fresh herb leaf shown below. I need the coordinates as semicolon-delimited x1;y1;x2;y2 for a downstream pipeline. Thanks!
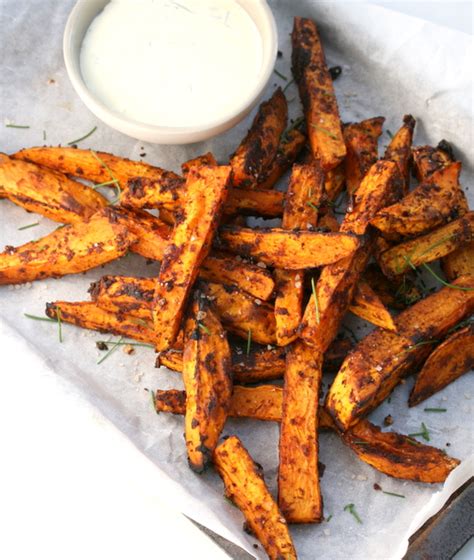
310;277;320;323
283;78;295;93
56;307;63;343
382;491;405;498
93;179;120;189
310;124;338;140
198;322;211;335
67;125;97;146
281;116;305;142
90;149;121;204
408;422;430;442
18;222;39;231
386;129;394;139
273;69;288;81
6;123;30;129
307;201;319;212
422;263;474;291
43;130;47;141
97;336;123;364
344;503;362;524
424;407;447;413
145;388;157;411
24;313;57;323
326;514;333;522
95;340;154;349
246;329;252;356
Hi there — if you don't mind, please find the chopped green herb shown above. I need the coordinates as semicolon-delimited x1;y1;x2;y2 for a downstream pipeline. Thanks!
382;491;405;499
326;514;333;522
344;503;362;524
310;277;320;323
93;179;120;189
246;329;252;356
67;126;97;146
56;307;63;343
386;129;394;139
24;313;57;323
43;130;47;141
145;388;157;411
95;340;154;349
310;124;338;140
281;116;304;142
408;422;430;442
283;78;295;93
170;1;193;13
6;123;30;129
424;407;447;413
90;149;121;204
18;222;39;231
198;322;211;335
307;201;319;212
97;336;123;364
273;69;288;81
422;263;474;291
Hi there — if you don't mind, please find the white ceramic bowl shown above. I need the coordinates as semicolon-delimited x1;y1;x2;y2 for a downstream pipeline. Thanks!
63;0;278;144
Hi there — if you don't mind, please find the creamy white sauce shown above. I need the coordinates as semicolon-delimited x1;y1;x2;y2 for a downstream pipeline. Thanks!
80;0;263;127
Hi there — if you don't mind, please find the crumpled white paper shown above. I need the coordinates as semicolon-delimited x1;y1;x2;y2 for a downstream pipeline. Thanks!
0;1;472;559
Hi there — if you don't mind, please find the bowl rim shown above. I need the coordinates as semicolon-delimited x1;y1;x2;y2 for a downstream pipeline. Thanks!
63;0;278;138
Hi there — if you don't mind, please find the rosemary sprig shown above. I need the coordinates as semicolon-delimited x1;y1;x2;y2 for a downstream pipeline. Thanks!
67;125;97;146
246;329;252;356
424;408;447;413
408;422;430;442
18;222;39;231
93;179;120;189
95;340;154;349
6;123;30;129
145;388;157;411
344;503;362;524
273;69;288;81
386;129;394;139
24;313;57;323
56;307;63;343
311;277;320;323
382;491;405;498
97;336;124;364
307;201;319;212
283;78;295;93
422;263;474;291
310;124;338;140
198;322;211;335
281;116;304;142
90;149;121;204
326;514;333;522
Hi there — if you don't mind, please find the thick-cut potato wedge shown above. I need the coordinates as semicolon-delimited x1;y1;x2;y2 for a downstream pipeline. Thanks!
412;143;454;182
278;341;323;523
153;166;230;351
349;280;396;331
182;293;232;472
379;213;474;277
0;153;107;223
371;162;464;240
219;226;359;269
0;208;134;285
343;117;384;195
181;152;217;175
291;17;346;170
275;163;323;345
409;324;474;406
341;160;404;236
384;115;416;191
203;282;276;345
14;147;183;210
224;188;284;218
230;88;288;188
342;419;460;483
214;436;297;560
326;276;474;430
45;301;158;345
256;129;306;190
157;386;458;482
155;385;284;422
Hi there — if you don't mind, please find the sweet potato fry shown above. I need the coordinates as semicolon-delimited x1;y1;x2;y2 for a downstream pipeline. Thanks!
182;293;232;472
219;226;359;269
379;213;474;277
214;436;297;560
384;115;416;191
363;263;422;309
0;208;134;285
45;301;158;345
224;188;284;218
412;143;454;182
340;160;404;236
326;276;474;430
278;341;323;523
275;163;323;345
442;240;474;281
203;282;276;345
14;147;183;210
230;88;288;188
256;128;306;190
343;117;384;195
153;165;231;350
370;162;465;240
324;163;345;202
181;152;217;175
342;419;460;483
409;324;474;406
0;153;107;223
349;280;396;331
291;17;346;170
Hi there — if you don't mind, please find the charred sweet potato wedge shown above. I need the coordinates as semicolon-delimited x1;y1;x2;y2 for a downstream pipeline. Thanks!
442;241;474;281
45;301;158;345
218;226;359;269
371;162;465;240
412;143;454;182
275;163;323;345
409;324;474;406
324;163;346;202
343;117;384;195
384;115;416;191
256;128;306;190
214;436;297;560
224;188;284;218
278;341;323;523
0;153;107;223
349;280;396;331
181;152;217;175
379;212;474;277
14;147;184;210
326;276;474;430
230;88;288;188
0;208;134;285
363;263;422;310
153;165;231;350
340;160;404;236
182;293;232;472
291;17;346;170
342;419;459;483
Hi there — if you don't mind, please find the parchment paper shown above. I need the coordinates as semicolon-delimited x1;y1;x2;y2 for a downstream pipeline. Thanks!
0;1;472;559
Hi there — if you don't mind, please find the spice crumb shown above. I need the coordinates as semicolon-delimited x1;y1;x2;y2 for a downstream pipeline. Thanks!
123;344;135;355
384;414;394;426
373;483;382;491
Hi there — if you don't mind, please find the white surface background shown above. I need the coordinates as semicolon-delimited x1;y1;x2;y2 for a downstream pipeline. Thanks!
0;1;473;560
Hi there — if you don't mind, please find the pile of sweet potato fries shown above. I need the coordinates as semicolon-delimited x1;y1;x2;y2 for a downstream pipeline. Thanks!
1;16;473;560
